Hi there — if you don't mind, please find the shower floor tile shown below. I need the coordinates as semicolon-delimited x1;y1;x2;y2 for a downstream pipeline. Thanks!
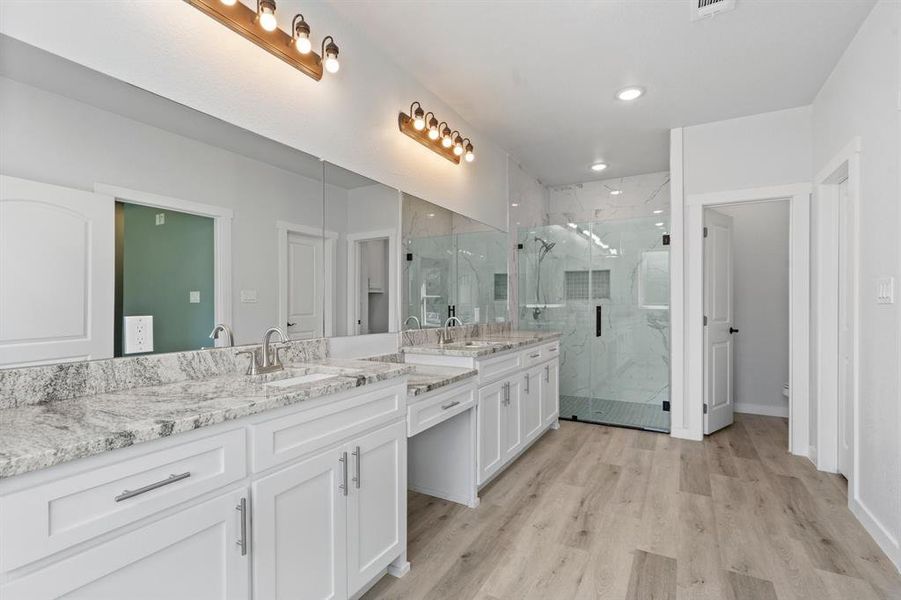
560;394;670;432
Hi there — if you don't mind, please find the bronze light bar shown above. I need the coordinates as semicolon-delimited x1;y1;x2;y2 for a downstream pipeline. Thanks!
398;102;474;166
184;0;327;81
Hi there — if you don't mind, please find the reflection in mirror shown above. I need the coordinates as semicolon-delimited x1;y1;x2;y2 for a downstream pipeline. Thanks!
323;162;401;337
402;193;508;329
0;35;326;367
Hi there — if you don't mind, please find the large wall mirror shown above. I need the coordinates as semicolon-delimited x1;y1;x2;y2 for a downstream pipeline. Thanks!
402;193;508;329
0;35;402;367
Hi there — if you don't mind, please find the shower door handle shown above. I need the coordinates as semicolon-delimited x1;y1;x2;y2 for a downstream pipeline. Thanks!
595;305;602;337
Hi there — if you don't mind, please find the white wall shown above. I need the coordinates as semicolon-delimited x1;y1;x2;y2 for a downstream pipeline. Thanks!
716;201;791;418
810;0;900;569
0;0;511;230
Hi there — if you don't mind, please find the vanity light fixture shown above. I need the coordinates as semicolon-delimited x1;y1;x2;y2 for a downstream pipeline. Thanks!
398;103;474;165
185;0;341;81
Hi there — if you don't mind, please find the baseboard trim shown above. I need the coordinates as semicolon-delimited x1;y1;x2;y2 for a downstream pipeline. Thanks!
735;403;789;418
850;497;901;573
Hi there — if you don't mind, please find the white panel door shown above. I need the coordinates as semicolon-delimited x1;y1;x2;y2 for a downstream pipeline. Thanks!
477;379;505;485
540;360;559;427
286;231;324;339
1;489;249;600
346;420;405;593
704;209;735;434
252;446;347;600
0;175;113;366
520;367;543;443
837;178;855;479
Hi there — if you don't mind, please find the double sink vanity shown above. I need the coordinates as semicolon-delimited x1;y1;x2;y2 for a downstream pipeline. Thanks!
0;329;559;600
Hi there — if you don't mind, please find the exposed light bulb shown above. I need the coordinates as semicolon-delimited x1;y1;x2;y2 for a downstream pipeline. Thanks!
258;1;278;32
427;117;439;140
221;0;237;5
610;189;623;196
295;35;312;54
653;209;663;214
655;222;664;227
322;38;340;73
464;142;474;162
441;132;452;148
428;128;439;140
412;106;425;130
453;136;463;156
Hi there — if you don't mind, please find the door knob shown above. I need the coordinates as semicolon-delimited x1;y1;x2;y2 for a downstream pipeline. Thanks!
287;322;296;327
729;327;740;334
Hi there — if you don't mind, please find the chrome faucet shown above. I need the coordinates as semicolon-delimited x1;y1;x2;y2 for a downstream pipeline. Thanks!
209;323;234;347
402;316;422;346
261;327;289;370
439;316;464;345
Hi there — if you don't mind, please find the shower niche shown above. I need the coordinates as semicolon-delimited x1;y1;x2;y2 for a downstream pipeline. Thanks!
517;217;671;432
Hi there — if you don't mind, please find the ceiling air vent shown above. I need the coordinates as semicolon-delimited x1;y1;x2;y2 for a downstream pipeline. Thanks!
691;0;736;21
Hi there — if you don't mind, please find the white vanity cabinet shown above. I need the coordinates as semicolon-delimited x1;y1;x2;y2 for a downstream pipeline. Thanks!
0;379;409;600
405;338;560;488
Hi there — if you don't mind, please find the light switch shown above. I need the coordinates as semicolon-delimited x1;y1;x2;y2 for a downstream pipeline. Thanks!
155;213;165;226
189;290;200;304
876;277;895;304
240;289;258;303
124;315;153;354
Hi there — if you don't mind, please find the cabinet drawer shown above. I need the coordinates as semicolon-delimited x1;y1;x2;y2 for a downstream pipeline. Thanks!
250;382;405;472
407;384;474;436
541;341;560;359
0;428;246;572
521;346;544;368
476;351;523;385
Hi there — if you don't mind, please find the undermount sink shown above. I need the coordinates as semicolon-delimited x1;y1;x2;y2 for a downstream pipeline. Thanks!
264;373;336;388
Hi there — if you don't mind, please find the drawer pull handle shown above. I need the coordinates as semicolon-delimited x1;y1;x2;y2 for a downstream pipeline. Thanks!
549;346;558;352
114;472;191;502
529;353;540;359
441;400;461;410
352;446;361;489
236;497;248;556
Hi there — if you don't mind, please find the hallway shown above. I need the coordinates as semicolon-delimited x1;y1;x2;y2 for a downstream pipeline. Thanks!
365;415;901;599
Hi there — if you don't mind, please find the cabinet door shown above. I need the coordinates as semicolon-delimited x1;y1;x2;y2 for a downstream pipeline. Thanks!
252;448;347;600
477;379;505;484
502;378;523;463
521;367;543;443
346;420;406;593
1;490;249;600
541;360;560;426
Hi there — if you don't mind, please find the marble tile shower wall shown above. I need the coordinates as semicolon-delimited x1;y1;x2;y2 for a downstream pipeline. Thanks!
517;171;671;402
0;339;327;409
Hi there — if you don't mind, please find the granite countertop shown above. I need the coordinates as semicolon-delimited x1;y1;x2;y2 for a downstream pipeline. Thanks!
0;359;411;480
405;364;478;398
401;331;561;358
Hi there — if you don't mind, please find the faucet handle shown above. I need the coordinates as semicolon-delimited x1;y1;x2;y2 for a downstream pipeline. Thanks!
236;349;259;376
272;344;289;367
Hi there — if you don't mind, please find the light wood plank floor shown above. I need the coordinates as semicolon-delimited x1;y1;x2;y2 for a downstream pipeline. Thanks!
364;415;901;600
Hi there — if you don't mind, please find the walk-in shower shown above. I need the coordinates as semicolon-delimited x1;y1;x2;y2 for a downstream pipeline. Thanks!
518;216;671;432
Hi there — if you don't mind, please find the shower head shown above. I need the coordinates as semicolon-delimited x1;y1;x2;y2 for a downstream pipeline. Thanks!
535;236;556;254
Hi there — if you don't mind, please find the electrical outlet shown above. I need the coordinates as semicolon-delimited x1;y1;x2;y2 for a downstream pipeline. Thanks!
876;277;895;304
124;315;154;354
189;290;200;304
155;213;165;226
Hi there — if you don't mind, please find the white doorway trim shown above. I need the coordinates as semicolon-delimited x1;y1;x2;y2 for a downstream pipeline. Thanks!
94;183;233;346
345;229;398;335
685;183;811;455
276;221;337;337
813;137;861;476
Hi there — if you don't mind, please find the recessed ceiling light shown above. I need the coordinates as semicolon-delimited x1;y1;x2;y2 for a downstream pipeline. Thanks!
511;202;519;207
427;213;435;218
653;209;663;214
655;222;664;227
616;86;645;101
610;189;623;196
590;162;608;172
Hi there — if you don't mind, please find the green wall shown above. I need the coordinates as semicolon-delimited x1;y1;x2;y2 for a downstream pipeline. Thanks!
119;203;214;355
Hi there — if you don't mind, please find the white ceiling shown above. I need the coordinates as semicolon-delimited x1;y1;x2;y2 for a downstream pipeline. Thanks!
331;0;875;185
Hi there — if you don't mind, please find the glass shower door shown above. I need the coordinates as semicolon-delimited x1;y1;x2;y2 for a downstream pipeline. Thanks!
587;217;671;432
406;234;456;328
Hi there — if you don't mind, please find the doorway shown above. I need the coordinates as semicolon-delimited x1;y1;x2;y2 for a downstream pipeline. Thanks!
346;229;398;336
277;221;336;339
702;201;791;435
